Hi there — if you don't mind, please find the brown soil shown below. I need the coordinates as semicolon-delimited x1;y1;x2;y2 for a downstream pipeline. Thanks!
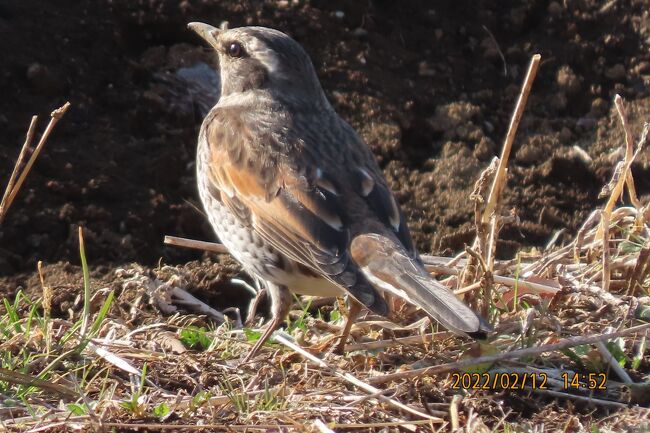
0;0;649;428
2;0;650;277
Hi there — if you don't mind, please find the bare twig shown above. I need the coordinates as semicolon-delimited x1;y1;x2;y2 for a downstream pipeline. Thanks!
481;25;507;77
602;209;612;292
167;286;231;324
471;53;540;311
454;281;482;296
482;54;541;224
164;235;229;254
597;96;643;240
465;158;499;293
0;115;38;223
427;261;560;295
574;210;600;262
595;341;633;384
614;95;641;209
0;102;70;225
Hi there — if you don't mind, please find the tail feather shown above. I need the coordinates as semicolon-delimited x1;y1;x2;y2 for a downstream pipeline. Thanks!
350;233;491;338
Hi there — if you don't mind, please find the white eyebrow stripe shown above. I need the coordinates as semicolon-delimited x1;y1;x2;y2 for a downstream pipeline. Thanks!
246;37;281;75
256;49;281;74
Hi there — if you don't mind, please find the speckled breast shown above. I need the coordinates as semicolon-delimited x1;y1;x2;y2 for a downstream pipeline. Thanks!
195;131;282;281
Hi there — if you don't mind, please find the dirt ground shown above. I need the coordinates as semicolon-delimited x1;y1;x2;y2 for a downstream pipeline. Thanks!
2;0;650;277
0;0;649;429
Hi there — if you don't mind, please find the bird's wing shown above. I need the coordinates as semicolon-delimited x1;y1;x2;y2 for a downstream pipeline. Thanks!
203;109;388;314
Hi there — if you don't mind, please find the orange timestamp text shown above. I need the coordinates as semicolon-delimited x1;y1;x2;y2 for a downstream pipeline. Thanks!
561;372;607;390
450;372;548;390
450;372;608;390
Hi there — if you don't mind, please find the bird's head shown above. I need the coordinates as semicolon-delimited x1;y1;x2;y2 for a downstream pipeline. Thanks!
188;23;327;108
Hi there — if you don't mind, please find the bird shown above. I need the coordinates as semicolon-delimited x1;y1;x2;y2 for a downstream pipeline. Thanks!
187;22;491;361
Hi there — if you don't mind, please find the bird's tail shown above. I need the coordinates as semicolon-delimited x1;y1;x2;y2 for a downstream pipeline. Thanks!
350;233;492;338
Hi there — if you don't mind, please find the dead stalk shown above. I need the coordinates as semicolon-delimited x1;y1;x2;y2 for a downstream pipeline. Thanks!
0;102;71;225
595;341;633;384
164;235;229;254
481;54;540;225
0;116;38;224
602;209;612;292
614;95;641;209
0;116;38;210
597;96;643;240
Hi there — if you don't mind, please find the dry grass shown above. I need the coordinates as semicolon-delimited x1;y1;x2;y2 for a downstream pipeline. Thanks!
0;62;649;432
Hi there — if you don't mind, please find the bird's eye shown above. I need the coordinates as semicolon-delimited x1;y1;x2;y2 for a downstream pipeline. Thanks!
227;42;243;58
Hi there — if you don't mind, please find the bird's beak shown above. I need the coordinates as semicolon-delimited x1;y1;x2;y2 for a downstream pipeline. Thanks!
188;22;221;50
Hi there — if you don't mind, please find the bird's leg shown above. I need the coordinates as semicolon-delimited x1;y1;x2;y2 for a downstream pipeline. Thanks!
242;283;291;362
335;298;362;354
245;286;268;327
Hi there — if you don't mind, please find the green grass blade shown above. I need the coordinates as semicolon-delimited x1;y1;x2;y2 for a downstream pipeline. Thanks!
78;227;91;337
89;291;114;338
3;298;21;333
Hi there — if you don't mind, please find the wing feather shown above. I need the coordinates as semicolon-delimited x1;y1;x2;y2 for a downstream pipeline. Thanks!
202;108;420;316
